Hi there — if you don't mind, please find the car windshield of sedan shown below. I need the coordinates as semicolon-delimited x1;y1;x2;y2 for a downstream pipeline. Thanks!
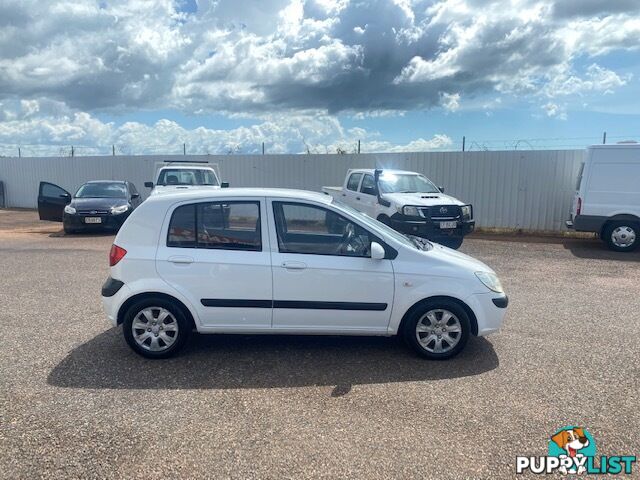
75;183;127;198
378;173;440;194
157;168;219;186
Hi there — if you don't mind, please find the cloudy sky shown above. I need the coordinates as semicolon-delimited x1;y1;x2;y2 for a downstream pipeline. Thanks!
0;0;638;156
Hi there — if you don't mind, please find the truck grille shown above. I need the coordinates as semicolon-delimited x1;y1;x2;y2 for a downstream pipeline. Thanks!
422;205;461;221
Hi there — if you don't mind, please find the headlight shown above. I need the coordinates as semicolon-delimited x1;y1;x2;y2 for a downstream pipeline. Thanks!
110;204;130;215
64;205;76;214
461;205;472;220
402;206;423;217
475;271;503;293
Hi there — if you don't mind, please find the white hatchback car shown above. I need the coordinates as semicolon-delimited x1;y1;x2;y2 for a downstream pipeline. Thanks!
102;189;507;359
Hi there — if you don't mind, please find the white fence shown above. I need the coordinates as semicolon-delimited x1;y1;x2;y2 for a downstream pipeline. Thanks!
0;150;584;231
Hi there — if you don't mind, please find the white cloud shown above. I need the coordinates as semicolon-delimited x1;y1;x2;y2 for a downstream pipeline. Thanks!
542;102;567;120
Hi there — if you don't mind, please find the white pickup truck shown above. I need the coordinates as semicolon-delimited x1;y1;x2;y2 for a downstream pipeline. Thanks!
323;169;475;249
144;161;228;196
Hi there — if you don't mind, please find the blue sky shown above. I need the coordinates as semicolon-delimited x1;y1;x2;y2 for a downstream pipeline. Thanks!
0;0;639;155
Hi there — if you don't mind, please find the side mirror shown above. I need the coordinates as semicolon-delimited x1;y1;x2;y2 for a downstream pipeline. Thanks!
438;186;445;193
371;241;385;260
221;181;230;188
131;193;140;199
144;181;154;188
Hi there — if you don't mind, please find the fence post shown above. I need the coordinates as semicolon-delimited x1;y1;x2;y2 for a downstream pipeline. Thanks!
183;143;186;155
602;131;606;144
462;136;466;152
112;145;115;156
262;142;265;155
358;139;361;154
71;146;74;157
18;147;21;158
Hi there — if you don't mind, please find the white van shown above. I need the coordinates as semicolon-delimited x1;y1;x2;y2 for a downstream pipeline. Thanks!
566;144;640;251
101;188;507;360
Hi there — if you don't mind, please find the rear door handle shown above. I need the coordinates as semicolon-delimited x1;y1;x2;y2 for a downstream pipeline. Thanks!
168;255;194;264
281;261;307;270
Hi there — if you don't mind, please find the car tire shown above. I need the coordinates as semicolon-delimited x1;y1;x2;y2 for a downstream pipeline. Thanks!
603;221;639;252
122;297;191;359
63;226;75;234
439;237;464;250
403;299;470;360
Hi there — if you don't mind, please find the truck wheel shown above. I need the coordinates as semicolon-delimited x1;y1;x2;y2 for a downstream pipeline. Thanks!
439;237;463;250
403;299;470;360
603;221;638;252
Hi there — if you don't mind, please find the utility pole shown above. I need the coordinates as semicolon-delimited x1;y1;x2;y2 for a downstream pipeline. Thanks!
462;136;466;152
357;139;361;154
602;131;606;144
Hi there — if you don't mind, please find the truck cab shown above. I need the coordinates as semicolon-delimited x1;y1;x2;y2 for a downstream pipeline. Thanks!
323;169;474;249
144;161;228;196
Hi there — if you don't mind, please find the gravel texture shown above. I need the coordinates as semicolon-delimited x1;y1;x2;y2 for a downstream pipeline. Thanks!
1;209;638;479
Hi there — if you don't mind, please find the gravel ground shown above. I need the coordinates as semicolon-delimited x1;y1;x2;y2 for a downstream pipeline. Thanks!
1;209;638;479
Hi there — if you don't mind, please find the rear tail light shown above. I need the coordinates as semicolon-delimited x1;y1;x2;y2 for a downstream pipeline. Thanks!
576;197;582;216
109;244;127;266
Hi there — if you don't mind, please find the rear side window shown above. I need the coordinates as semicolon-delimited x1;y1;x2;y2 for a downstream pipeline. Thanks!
167;201;261;251
346;173;363;191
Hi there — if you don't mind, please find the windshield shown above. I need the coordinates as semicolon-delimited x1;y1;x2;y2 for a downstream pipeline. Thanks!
157;168;219;186
378;173;440;194
75;183;127;198
333;200;430;251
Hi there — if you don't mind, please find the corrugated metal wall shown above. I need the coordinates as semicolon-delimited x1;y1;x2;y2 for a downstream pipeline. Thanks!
0;150;584;231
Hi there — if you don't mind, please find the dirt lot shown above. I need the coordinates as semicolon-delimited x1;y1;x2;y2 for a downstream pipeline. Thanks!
1;209;638;479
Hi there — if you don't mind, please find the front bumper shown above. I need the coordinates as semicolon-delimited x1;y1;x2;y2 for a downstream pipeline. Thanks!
389;214;475;239
466;292;508;336
63;211;130;232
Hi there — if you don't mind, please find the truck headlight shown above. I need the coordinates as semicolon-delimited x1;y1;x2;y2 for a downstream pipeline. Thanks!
64;205;76;214
402;206;423;217
475;271;503;293
110;204;130;215
461;205;472;220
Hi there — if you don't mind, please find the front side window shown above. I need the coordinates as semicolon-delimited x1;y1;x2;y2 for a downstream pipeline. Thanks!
346;173;363;191
167;201;261;251
360;174;376;195
273;202;372;257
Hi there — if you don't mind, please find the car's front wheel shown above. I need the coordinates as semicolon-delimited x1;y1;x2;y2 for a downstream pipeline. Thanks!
123;298;191;358
403;300;470;359
603;221;638;252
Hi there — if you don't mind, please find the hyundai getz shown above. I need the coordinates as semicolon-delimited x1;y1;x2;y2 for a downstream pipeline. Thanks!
102;189;507;359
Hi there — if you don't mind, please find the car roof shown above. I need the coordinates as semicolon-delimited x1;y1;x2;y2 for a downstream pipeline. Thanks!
159;165;215;170
349;168;419;175
84;180;127;184
144;188;333;204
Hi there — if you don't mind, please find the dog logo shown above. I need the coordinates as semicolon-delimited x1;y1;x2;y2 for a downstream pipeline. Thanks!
549;427;594;474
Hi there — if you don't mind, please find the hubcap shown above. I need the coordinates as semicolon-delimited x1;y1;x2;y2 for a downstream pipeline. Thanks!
611;226;636;248
131;307;178;352
415;309;462;354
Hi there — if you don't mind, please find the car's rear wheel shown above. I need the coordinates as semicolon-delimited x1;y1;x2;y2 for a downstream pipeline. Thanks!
603;221;638;252
123;298;191;358
403;300;470;359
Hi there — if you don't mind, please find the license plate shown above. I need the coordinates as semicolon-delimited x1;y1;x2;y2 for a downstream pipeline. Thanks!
84;217;102;224
439;221;457;229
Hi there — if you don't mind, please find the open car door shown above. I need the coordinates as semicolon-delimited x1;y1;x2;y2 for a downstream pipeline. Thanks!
38;181;71;222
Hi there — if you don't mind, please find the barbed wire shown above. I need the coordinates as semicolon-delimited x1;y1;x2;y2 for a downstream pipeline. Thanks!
0;133;637;157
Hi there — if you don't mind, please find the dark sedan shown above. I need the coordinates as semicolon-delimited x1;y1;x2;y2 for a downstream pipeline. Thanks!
37;180;142;234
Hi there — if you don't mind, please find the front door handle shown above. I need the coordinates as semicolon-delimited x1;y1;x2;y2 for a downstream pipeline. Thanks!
169;255;194;264
356;196;361;200
281;261;307;270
